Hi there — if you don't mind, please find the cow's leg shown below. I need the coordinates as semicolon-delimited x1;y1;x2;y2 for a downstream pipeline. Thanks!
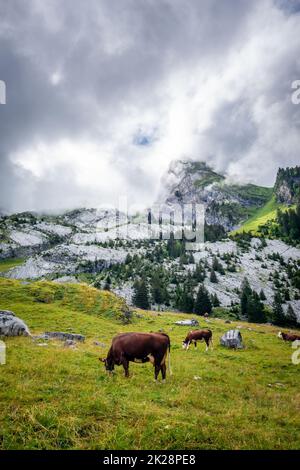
205;339;209;352
194;340;197;348
160;350;167;383
161;362;166;382
122;358;129;377
154;358;161;382
154;365;160;382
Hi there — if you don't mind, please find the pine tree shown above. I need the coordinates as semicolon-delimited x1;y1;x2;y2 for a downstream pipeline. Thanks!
167;233;184;259
240;277;252;316
194;284;212;315
211;293;220;307
180;289;194;313
283;289;290;301
212;256;225;274
152;283;163;304
239;278;266;322
259;289;266;301
133;279;150;310
272;294;285;326
247;291;266;323
104;276;111;291
179;252;189;265
167;232;175;258
188;252;195;264
286;304;298;328
194;263;205;282
212;256;219;271
151;272;166;305
125;253;132;264
210;268;218;283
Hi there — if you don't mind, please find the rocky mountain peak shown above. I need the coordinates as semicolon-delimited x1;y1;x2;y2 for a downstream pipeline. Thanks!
158;159;224;204
157;158;272;231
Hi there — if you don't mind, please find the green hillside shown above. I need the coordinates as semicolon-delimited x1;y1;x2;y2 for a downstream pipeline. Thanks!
0;279;299;450
222;184;273;204
0;257;25;273
232;197;287;235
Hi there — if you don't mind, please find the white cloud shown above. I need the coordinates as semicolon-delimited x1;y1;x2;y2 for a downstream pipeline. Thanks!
0;0;299;212
50;71;63;86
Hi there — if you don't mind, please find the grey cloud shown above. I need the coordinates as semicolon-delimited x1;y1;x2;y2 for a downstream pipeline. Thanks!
0;0;299;212
201;99;259;170
275;0;300;14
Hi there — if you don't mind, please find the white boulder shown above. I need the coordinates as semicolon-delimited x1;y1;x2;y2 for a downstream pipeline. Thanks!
0;310;31;337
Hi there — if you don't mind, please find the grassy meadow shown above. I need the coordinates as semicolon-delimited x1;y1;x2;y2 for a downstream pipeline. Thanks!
0;278;300;450
0;257;25;273
231;197;291;235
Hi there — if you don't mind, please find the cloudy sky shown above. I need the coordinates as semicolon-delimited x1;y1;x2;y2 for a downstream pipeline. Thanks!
0;0;300;213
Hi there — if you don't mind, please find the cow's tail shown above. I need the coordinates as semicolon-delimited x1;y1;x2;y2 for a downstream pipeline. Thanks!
209;330;213;348
158;333;172;375
167;337;172;376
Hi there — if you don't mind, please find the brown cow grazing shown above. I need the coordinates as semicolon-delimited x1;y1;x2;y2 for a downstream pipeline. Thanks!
100;332;171;381
182;329;213;351
278;331;300;342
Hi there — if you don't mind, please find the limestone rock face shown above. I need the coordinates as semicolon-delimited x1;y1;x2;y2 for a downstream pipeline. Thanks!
274;167;300;205
276;181;294;204
0;310;30;337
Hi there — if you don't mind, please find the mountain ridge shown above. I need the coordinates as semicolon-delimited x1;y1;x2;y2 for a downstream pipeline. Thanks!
0;160;299;323
1;161;298;261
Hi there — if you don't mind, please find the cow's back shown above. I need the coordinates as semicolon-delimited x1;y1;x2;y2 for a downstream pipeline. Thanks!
283;332;300;342
189;329;212;341
111;332;169;359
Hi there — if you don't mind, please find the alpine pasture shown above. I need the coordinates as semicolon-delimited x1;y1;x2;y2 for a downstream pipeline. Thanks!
0;278;299;450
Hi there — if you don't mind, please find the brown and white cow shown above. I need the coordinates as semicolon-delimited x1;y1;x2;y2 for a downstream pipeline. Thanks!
182;329;213;351
100;332;171;381
278;331;300;342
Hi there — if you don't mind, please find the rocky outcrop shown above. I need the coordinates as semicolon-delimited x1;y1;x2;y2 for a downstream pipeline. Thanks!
175;319;199;326
43;332;85;342
5;244;128;279
0;310;30;336
0;213;74;260
0;208;125;261
274;166;300;204
276;181;294;205
220;330;243;349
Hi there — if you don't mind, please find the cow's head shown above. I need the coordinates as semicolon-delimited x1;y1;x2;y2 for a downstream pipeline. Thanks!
99;356;115;373
182;340;188;350
277;332;283;339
